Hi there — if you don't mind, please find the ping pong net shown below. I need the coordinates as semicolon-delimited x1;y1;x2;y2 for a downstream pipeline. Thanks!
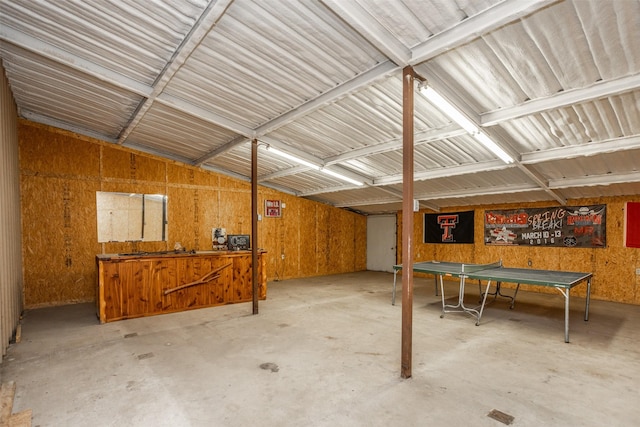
460;260;503;275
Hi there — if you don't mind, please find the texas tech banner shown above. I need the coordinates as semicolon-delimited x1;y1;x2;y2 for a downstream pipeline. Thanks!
484;205;606;247
424;210;474;244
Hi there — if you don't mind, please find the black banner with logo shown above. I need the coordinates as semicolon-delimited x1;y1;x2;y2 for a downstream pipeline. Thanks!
424;210;474;244
484;205;606;247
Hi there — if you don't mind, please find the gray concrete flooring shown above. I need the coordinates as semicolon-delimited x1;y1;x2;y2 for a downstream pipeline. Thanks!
1;271;639;427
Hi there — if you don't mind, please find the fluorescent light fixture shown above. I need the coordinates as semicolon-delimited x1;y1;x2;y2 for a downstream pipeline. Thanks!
419;83;514;164
265;145;320;170
473;132;514;164
321;168;364;186
420;85;478;134
265;145;364;185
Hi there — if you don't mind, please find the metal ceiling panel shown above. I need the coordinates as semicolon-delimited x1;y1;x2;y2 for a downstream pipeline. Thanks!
1;0;639;215
533;148;640;182
432;190;556;209
553;183;640;200
358;0;501;49
0;44;140;139
126;103;241;161
0;0;207;85
496;91;640;154
164;0;387;129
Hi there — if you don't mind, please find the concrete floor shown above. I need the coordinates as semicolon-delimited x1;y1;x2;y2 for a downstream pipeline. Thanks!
1;271;639;427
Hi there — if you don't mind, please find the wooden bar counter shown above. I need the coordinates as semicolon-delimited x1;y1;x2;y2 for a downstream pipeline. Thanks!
96;250;267;323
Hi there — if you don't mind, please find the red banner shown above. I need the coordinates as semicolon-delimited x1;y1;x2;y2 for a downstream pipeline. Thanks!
484;205;606;248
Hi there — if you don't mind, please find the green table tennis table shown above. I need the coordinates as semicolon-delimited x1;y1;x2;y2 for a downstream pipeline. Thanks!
392;260;592;343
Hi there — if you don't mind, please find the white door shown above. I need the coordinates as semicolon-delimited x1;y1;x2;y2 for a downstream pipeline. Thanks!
367;215;397;272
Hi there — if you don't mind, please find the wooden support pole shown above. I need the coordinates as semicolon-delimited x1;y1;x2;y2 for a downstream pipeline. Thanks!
401;66;415;379
251;138;259;315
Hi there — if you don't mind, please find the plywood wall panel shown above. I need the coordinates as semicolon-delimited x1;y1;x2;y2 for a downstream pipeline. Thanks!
404;197;640;305
330;210;354;273
354;215;367;271
100;145;136;181
19;121;368;307
130;154;166;183
21;175;101;306
281;195;301;278
167;187;197;250
19;123;100;178
299;199;318;277
316;204;331;276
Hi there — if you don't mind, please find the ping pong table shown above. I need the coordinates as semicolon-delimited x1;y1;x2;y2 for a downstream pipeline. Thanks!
392;260;592;343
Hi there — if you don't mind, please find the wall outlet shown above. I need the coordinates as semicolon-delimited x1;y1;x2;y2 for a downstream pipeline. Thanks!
636;268;640;275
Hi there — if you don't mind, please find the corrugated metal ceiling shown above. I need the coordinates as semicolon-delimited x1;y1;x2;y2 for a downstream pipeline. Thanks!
1;0;639;215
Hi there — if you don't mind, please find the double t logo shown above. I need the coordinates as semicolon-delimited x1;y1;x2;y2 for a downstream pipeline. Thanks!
437;214;459;242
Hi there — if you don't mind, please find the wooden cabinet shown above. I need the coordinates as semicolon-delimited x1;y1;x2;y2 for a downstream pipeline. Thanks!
96;251;267;323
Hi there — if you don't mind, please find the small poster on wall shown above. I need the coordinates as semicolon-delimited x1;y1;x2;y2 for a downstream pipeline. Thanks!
265;199;282;218
424;210;474;243
484;204;606;248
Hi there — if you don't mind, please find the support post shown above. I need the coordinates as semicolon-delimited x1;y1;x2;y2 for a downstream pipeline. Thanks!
251;138;259;314
401;66;415;379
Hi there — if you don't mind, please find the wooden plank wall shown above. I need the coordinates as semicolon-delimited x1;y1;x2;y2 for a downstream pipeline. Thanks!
0;63;24;359
398;199;640;305
18;120;367;308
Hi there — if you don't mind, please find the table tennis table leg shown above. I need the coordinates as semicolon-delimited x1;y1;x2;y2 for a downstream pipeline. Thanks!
475;279;493;326
392;269;398;305
439;275;446;315
584;278;591;321
555;286;570;343
565;288;570;343
479;281;519;309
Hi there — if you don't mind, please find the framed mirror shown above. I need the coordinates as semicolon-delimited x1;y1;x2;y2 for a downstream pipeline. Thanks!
96;191;167;243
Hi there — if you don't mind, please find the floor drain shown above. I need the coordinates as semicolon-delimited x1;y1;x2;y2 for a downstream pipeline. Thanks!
259;362;279;372
124;333;138;338
487;409;514;425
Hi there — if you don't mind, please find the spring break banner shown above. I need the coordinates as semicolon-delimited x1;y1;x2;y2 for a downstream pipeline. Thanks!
484;205;606;248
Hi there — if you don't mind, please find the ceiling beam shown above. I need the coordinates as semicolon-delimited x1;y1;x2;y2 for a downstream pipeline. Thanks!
324;123;464;165
299;183;362;196
253;61;399;136
374;185;440;212
155;93;254;137
0;27;152;97
193;135;247;166
550;171;640;189
482;73;640;126
320;0;411;66
410;0;559;65
416;183;540;200
117;0;235;144
373;159;508;186
521;135;640;164
334;197;401;208
421;66;567;205
258;164;313;182
20;110;118;143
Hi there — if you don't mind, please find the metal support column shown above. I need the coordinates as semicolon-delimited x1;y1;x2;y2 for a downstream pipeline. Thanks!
251;138;259;315
401;66;415;379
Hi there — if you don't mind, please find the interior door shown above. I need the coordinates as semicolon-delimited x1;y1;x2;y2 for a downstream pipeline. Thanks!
366;215;397;272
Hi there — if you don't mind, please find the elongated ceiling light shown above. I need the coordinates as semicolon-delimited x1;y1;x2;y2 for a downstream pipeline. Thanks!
419;85;514;163
265;145;364;186
265;145;321;170
321;167;364;186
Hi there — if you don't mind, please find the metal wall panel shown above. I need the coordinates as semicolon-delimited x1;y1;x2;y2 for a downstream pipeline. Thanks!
0;61;23;359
